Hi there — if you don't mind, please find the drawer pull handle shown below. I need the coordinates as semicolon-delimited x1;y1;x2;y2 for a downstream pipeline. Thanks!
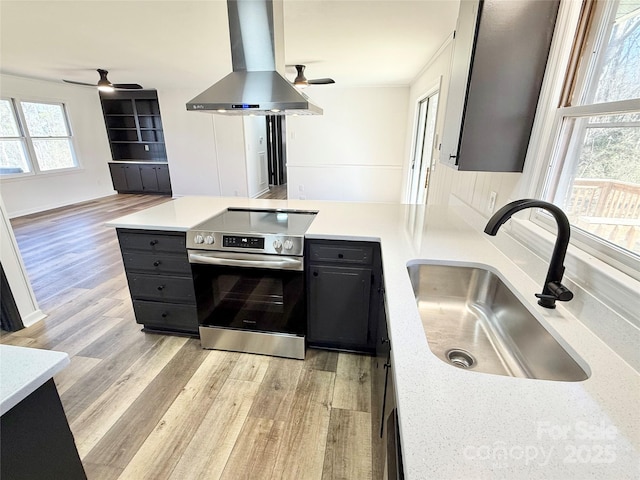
150;240;159;246
313;271;318;277
338;253;344;259
161;312;168;318
157;285;165;291
153;260;161;267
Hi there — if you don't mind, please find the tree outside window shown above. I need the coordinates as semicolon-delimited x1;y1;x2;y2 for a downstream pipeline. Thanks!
0;99;77;176
543;0;640;259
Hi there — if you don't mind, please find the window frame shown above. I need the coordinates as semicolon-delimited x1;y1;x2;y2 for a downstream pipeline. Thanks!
0;96;79;178
528;0;640;281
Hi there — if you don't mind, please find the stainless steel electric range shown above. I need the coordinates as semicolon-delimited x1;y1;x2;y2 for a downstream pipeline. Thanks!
186;207;317;359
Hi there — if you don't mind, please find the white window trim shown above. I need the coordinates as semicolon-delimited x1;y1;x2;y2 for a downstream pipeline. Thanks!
1;97;79;178
510;0;639;282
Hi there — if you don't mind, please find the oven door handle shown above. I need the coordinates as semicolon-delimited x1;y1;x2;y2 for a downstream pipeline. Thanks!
188;252;303;271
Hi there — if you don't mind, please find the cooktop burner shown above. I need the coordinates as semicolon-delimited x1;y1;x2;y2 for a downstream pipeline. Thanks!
186;207;318;256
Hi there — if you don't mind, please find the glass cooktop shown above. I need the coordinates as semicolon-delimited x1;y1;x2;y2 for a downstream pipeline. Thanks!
195;207;318;236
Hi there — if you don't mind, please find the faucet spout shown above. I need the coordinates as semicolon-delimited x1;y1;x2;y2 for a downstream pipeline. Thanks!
484;199;573;309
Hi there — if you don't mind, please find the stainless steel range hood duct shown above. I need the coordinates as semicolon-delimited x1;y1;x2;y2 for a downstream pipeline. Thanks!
187;0;322;115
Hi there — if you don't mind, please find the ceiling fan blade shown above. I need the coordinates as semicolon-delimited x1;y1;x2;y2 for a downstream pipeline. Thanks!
112;83;144;89
63;79;97;87
308;78;335;85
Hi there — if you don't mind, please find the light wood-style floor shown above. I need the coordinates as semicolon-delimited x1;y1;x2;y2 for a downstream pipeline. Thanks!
1;194;373;480
258;184;287;200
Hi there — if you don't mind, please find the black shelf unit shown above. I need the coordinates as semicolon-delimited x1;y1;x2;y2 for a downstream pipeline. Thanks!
100;90;171;194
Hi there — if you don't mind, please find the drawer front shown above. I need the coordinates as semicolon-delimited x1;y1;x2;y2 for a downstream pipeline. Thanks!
309;243;373;265
127;273;195;303
118;230;186;254
122;252;191;275
133;300;198;333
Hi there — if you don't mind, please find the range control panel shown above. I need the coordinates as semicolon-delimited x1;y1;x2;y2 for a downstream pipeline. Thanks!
186;231;304;256
223;236;264;249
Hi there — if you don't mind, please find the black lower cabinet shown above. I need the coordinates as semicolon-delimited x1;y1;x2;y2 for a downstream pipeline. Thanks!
371;290;404;479
109;163;172;195
306;240;382;353
1;379;86;479
117;229;198;335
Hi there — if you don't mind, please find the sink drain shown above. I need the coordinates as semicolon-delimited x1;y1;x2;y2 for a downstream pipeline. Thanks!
446;349;476;369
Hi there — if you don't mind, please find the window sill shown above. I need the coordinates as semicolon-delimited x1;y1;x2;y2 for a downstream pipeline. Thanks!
0;167;83;182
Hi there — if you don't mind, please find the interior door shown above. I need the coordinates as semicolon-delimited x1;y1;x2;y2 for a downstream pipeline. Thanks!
408;89;440;204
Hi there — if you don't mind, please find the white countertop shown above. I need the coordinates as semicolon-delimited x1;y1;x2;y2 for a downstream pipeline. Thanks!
106;196;640;479
0;345;69;415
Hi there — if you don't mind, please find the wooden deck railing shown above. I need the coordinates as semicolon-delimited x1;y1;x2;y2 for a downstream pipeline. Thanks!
566;179;640;253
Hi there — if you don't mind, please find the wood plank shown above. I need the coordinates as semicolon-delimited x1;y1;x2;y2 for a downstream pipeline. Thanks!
248;357;303;421
118;350;238;480
322;408;372;480
53;355;102;395
82;461;123;480
220;417;286;480
228;352;271;383
76;314;141;359
61;331;162;422
168;378;261;480
305;348;339;372
270;369;335;480
50;315;126;358
332;352;371;413
70;335;188;457
83;339;209;469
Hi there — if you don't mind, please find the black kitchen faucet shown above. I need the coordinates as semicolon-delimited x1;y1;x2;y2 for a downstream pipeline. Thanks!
484;199;574;309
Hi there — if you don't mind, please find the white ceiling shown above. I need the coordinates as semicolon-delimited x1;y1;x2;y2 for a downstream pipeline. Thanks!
0;0;459;92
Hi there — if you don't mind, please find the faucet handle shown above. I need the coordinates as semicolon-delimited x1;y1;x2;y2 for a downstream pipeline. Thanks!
547;281;573;302
535;281;573;308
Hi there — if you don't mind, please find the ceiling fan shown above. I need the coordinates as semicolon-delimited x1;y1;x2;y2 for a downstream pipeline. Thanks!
63;69;143;92
291;65;335;88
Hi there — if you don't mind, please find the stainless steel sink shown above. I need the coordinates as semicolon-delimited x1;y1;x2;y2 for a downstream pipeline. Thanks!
407;263;589;381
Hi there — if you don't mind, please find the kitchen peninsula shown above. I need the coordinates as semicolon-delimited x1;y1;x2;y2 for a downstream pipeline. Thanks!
107;196;639;479
0;345;86;479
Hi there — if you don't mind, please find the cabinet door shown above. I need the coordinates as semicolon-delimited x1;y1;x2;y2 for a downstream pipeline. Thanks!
139;165;159;192
308;265;371;348
440;0;479;169
440;0;558;172
108;164;128;192
124;165;143;191
155;165;172;194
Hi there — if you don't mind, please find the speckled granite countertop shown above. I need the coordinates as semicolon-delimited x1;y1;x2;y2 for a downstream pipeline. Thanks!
0;345;69;415
107;196;640;479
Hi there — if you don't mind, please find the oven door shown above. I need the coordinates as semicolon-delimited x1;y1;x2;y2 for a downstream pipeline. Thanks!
188;251;305;336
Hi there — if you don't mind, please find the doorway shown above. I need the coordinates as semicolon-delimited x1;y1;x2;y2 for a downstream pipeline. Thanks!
407;88;440;204
265;116;287;187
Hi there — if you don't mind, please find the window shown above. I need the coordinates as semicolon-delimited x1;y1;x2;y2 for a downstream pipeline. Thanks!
538;0;640;275
0;98;77;176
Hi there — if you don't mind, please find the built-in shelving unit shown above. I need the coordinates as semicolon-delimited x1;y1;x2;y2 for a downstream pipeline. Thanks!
100;90;171;194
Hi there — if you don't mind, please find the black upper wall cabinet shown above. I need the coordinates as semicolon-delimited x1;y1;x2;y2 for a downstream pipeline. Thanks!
99;90;167;162
440;0;560;172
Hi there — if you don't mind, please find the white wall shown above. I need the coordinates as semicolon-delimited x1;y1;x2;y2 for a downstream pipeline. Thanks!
404;42;520;215
243;116;269;198
286;86;409;203
0;196;44;326
158;88;221;196
0;74;115;217
158;88;253;198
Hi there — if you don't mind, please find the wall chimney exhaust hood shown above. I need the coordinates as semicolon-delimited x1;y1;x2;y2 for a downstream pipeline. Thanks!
186;0;322;116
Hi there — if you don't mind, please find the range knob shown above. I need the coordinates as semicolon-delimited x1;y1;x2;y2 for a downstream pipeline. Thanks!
283;239;294;250
194;234;204;244
273;239;283;250
204;235;214;245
